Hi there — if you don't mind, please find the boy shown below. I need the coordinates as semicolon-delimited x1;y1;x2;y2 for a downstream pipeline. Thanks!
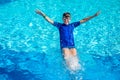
35;9;100;71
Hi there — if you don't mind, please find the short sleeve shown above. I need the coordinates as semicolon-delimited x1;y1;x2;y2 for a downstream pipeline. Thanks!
53;22;62;29
72;21;80;28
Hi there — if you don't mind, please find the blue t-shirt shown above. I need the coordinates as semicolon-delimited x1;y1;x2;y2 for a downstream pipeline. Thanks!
53;21;80;48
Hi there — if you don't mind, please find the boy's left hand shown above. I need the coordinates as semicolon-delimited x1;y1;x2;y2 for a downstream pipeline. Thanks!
94;11;101;16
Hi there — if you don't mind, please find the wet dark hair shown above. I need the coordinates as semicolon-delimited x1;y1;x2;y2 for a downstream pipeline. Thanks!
63;12;71;17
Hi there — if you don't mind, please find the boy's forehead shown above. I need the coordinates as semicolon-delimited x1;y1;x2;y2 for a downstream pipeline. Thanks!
65;14;70;17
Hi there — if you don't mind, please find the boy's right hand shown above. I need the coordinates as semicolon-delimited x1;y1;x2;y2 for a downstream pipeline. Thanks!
35;9;42;15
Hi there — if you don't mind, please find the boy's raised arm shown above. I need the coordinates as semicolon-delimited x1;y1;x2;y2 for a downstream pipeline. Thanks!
35;9;54;24
80;11;101;24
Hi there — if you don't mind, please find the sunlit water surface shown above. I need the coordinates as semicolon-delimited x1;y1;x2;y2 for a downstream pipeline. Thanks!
0;0;120;80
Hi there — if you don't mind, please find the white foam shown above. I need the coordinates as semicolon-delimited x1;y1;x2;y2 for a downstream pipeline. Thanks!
64;55;82;71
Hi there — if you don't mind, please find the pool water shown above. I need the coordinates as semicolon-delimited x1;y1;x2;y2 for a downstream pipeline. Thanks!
0;0;120;80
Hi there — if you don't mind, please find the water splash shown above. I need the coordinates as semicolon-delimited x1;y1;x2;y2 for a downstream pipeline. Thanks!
64;55;83;72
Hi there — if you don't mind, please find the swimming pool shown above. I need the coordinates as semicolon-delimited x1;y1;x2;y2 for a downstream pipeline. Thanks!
0;0;120;80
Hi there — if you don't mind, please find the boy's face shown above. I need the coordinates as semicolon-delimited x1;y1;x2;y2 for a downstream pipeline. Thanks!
63;16;70;25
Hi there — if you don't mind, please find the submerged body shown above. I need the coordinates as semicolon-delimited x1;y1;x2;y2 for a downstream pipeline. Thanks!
53;21;81;71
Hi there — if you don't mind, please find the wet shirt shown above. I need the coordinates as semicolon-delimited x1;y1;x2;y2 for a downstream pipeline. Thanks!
53;21;80;48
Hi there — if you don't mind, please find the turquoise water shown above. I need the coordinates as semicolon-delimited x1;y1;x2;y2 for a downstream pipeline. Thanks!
0;0;120;80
